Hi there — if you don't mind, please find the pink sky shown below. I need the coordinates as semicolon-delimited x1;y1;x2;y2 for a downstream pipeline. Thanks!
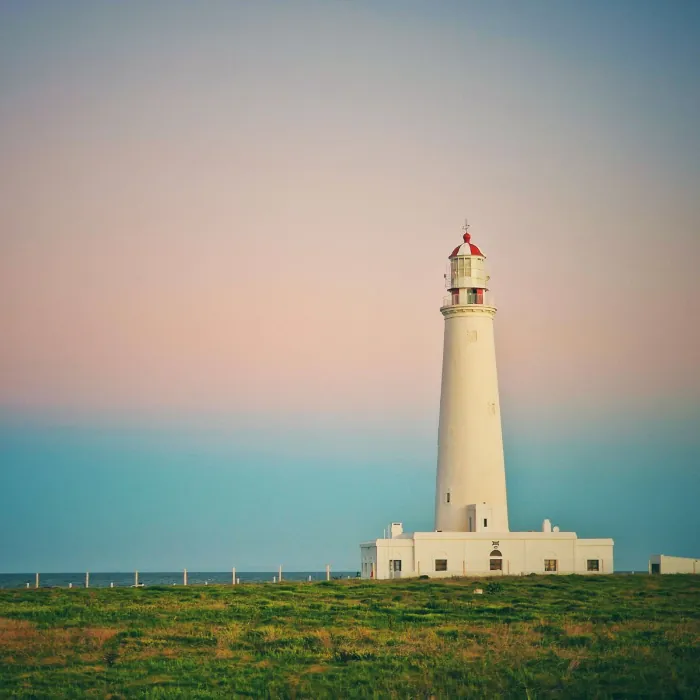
1;0;699;428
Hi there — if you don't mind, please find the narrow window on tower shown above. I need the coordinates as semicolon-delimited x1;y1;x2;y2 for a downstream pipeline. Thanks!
483;518;488;527
445;491;451;504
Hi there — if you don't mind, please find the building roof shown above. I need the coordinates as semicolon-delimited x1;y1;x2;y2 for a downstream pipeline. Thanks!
449;231;483;258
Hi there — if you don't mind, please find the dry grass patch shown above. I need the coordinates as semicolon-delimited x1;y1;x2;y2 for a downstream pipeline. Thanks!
38;655;66;666
562;622;596;636
0;618;119;661
312;628;333;649
347;625;376;642
305;664;329;674
0;619;40;656
134;646;180;660
214;646;234;659
455;646;486;661
81;627;119;648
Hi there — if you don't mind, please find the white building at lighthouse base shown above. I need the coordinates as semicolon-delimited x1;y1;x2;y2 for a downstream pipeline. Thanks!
361;522;613;580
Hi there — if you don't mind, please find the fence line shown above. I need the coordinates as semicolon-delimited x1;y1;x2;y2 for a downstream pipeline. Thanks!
15;566;360;589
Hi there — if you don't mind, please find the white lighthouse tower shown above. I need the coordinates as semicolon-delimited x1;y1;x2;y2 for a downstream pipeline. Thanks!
435;222;509;533
359;222;614;579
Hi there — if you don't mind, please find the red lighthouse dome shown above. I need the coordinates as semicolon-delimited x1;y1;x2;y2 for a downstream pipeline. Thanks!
449;230;483;258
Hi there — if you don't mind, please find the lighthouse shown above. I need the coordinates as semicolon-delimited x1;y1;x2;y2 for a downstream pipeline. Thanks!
435;222;509;533
359;222;614;579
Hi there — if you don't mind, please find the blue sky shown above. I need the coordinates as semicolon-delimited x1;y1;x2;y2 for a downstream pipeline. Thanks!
2;403;698;571
1;0;699;572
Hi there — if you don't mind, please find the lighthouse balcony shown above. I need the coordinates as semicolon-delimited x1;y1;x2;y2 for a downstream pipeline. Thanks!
442;291;496;308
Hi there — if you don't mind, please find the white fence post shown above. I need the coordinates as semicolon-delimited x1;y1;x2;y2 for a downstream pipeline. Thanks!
85;572;89;589
183;569;188;586
135;571;139;587
326;564;330;581
35;573;39;589
278;565;282;583
232;567;236;585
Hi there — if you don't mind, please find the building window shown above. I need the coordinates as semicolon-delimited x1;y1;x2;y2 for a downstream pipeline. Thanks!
445;492;451;503
544;559;558;572
587;559;600;572
435;559;448;572
483;518;488;527
490;550;502;557
651;563;660;574
390;560;402;572
490;559;502;571
468;516;473;532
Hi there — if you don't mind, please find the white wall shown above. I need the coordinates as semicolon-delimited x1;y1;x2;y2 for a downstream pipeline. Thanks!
435;308;509;532
651;555;699;574
363;532;613;579
361;539;414;579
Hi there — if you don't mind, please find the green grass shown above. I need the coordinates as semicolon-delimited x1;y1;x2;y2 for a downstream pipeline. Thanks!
1;575;699;698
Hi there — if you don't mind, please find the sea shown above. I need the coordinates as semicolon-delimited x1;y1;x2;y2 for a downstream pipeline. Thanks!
0;571;358;589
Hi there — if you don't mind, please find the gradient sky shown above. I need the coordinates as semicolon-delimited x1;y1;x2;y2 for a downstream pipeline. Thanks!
1;0;699;572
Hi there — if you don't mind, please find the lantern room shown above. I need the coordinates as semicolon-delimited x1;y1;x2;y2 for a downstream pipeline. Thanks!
442;227;494;308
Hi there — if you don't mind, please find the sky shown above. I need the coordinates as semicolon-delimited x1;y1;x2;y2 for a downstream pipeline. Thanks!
1;0;699;572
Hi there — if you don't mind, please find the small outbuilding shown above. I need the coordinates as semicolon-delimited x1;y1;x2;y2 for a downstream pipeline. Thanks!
649;554;699;574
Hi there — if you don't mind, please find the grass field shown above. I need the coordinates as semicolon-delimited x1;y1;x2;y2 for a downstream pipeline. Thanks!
1;574;699;698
